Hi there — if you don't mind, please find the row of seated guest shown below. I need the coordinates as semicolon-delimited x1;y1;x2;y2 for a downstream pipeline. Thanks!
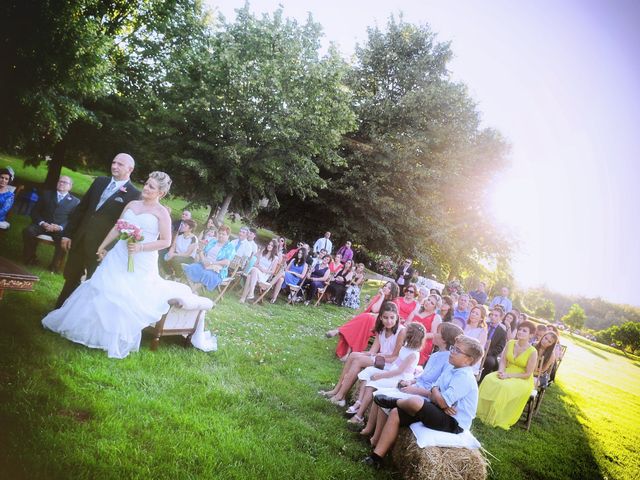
182;225;236;293
328;282;431;361
320;309;483;469
345;321;427;426
21;175;80;271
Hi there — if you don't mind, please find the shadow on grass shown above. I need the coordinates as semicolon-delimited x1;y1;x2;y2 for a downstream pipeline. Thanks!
474;382;606;480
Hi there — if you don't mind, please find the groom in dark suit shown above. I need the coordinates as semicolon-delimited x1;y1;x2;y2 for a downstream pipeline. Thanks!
55;153;141;308
22;175;80;271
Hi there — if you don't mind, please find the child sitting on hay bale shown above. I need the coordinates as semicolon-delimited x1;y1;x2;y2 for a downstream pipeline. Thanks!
362;335;484;469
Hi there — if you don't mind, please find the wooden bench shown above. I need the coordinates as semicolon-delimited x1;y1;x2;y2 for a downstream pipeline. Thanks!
0;256;39;300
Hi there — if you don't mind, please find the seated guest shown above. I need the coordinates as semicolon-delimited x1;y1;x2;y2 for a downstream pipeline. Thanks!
320;302;404;407
284;241;304;262
309;248;327;270
302;254;332;305
346;323;426;426
438;295;454;324
532;324;548;345
342;263;366;309
476;320;538;429
328;252;343;274
269;247;309;303
534;331;558;388
229;226;254;260
336;240;354;263
22;175;80;270
0;167;16;230
489;286;513;313
164;219;198;277
463;305;488;376
407;293;443;365
363;335;483;469
182;225;235;293
393;283;419;323
360;322;466;440
452;293;471;329
469;281;488;305
199;217;218;245
479;307;508;382
502;310;517;339
172;209;192;237
328;281;400;359
313;231;332;255
239;239;280;303
276;236;287;257
327;259;354;305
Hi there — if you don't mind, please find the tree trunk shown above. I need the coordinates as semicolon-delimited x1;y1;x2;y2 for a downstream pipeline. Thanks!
44;140;66;189
214;193;233;225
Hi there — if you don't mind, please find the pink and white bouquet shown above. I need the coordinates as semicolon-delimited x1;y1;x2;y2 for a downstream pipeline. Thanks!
115;219;144;272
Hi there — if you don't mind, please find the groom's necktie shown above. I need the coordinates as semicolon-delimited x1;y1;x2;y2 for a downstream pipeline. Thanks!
96;180;117;210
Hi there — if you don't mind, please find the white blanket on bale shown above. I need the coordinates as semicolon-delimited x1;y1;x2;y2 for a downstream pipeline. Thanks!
373;388;481;449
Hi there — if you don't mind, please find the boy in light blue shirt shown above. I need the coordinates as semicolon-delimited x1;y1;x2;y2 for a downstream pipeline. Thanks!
364;335;483;469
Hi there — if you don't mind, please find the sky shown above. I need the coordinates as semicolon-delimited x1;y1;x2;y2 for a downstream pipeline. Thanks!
206;0;640;306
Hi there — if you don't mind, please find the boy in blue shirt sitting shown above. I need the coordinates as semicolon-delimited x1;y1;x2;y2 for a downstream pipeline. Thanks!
363;335;483;469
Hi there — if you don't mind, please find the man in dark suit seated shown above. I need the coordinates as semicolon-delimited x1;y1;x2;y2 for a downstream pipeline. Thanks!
22;176;80;271
55;153;141;308
479;306;509;382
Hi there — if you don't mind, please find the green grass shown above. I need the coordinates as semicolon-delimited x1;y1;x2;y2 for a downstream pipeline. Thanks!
1;161;639;479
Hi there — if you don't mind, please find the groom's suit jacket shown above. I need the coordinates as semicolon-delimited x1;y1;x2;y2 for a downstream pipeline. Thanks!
64;176;141;278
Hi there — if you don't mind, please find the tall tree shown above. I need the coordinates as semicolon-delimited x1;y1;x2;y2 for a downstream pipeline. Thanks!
261;17;511;279
144;5;356;222
0;0;145;186
562;303;587;331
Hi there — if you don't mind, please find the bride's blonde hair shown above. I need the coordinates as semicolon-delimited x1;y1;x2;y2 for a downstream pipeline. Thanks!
148;171;172;195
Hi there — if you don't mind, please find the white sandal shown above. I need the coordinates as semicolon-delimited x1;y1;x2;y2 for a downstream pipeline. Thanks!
345;401;361;414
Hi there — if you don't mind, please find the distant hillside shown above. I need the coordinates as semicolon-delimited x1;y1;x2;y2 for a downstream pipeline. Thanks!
515;287;640;331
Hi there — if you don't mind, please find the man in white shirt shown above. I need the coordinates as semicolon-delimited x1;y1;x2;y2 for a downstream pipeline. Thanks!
313;231;332;255
489;286;513;313
229;226;254;259
246;229;259;258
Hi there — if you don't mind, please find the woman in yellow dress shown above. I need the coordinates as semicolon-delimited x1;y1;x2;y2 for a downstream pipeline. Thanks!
476;320;538;429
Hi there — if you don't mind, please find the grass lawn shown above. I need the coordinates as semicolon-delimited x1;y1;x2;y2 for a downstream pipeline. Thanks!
1;160;638;479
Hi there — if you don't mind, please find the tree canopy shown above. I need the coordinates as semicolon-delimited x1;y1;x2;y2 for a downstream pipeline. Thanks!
260;17;511;279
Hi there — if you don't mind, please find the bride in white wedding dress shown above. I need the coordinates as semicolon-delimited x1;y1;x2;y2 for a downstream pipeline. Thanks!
42;171;215;359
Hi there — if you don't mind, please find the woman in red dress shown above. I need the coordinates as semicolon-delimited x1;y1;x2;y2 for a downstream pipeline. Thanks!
406;293;443;365
327;281;399;360
392;283;419;323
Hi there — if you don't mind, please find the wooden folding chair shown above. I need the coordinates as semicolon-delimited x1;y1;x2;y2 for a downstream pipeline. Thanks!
214;256;246;304
253;259;286;304
522;355;547;431
313;280;331;306
286;284;303;305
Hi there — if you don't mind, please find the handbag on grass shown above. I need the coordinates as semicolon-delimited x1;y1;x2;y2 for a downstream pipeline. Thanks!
374;355;386;370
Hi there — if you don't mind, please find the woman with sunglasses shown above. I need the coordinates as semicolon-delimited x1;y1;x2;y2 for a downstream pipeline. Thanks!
328;281;399;360
392;283;419;324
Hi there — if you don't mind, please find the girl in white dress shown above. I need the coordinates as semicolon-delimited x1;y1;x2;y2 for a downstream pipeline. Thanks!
345;322;427;426
464;305;489;375
318;302;406;407
42;172;215;359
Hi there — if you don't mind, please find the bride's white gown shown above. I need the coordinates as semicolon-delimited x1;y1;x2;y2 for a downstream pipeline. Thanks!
43;210;216;359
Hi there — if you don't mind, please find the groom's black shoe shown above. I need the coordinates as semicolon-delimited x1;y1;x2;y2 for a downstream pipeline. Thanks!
373;394;398;409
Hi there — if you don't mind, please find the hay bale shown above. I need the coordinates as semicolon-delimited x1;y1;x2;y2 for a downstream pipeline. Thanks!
392;429;487;480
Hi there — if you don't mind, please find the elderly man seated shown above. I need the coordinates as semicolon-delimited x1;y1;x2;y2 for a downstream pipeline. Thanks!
22;175;80;271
